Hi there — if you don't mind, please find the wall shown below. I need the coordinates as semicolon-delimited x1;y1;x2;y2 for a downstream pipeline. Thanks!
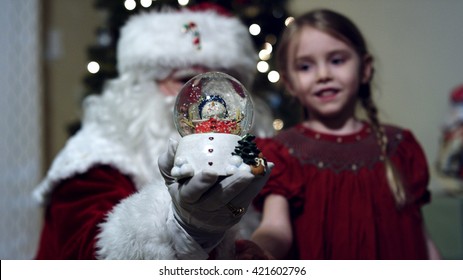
0;0;42;259
288;0;463;259
44;0;103;165
0;0;103;259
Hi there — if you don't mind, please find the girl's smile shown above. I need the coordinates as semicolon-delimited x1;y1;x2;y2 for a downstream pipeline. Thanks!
314;87;340;101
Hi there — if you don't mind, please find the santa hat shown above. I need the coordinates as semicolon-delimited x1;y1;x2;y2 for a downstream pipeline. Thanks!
117;4;257;88
450;84;463;103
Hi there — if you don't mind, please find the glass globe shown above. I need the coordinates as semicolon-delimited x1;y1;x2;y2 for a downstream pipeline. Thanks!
173;72;254;137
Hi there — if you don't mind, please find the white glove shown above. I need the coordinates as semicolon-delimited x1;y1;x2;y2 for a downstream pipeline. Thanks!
158;139;272;248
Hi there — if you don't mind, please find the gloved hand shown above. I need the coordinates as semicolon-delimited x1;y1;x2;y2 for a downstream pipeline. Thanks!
159;139;273;235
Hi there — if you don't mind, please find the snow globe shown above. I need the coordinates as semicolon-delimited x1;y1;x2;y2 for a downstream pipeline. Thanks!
172;72;266;179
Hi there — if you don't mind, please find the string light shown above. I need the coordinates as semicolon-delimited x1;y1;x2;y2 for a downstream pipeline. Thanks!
257;61;269;73
140;0;152;8
285;17;294;26
263;42;272;52
258;42;273;60
249;24;261;36
267;70;280;83
87;61;100;74
272;119;284;131
124;0;136;10
265;34;277;45
178;0;189;6
259;49;271;60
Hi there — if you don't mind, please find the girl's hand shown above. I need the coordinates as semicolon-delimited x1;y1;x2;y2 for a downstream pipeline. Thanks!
235;239;274;260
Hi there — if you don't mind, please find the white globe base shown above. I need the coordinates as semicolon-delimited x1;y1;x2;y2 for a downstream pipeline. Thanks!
171;133;250;179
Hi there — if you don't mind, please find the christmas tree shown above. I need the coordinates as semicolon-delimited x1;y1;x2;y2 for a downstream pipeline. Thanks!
79;0;302;135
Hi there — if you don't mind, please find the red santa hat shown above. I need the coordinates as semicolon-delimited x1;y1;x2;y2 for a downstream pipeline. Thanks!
450;84;463;103
116;4;257;88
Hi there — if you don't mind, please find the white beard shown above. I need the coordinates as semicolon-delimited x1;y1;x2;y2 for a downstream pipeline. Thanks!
137;94;179;184
82;74;180;184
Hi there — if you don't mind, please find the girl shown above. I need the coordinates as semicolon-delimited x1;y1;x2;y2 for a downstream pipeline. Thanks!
251;9;439;259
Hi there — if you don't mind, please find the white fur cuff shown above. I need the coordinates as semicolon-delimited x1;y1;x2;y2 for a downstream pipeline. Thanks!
95;184;207;259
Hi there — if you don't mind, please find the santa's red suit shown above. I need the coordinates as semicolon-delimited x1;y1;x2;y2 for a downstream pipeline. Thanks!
33;6;274;259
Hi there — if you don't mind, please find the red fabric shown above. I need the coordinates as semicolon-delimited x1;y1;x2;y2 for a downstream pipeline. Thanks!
254;123;431;260
187;3;232;17
450;84;463;103
35;165;137;259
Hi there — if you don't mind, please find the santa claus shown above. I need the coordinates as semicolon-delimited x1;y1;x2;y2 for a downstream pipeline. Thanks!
33;4;274;259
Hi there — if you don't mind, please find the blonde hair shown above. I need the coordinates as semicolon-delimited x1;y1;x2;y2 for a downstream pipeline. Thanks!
277;9;406;207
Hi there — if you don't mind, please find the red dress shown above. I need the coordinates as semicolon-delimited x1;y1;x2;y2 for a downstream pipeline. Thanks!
254;123;430;259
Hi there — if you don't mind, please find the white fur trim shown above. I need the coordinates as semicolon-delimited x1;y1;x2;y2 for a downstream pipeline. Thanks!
117;9;257;87
95;184;207;259
33;123;148;205
96;184;235;259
